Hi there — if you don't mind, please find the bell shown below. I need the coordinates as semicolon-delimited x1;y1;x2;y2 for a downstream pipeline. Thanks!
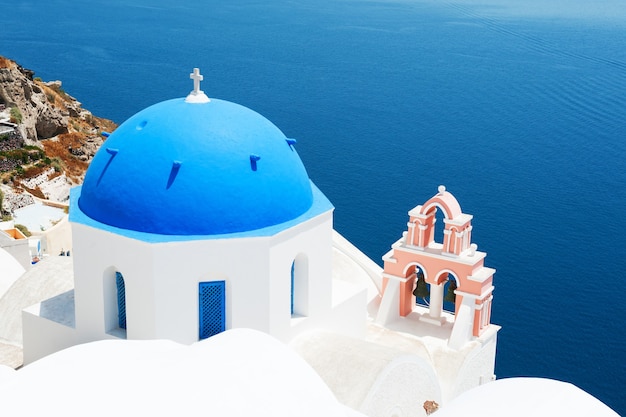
413;272;430;299
444;280;457;303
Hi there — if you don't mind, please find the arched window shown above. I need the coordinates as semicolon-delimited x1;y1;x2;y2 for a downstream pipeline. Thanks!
104;268;127;338
115;272;127;329
291;254;309;317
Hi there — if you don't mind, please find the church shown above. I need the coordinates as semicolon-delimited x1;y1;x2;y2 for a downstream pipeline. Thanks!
22;68;368;356
6;69;613;417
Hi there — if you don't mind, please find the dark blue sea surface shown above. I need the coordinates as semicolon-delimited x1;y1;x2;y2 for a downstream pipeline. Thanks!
1;0;624;413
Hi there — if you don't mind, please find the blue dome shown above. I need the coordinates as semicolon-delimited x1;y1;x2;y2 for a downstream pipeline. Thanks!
78;98;314;235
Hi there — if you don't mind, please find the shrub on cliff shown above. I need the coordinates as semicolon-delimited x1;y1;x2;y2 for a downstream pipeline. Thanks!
47;83;69;101
9;106;22;124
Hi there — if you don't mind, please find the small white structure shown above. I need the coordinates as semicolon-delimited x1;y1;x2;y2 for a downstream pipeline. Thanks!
0;223;30;271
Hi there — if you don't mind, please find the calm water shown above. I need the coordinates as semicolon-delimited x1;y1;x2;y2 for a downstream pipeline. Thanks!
1;0;625;413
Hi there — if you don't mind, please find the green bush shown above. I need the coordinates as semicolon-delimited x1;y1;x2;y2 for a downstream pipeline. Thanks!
52;159;62;172
9;107;22;124
1;147;45;164
15;223;31;237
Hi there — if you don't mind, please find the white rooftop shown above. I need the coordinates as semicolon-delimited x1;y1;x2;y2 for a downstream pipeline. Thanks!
0;329;365;417
435;377;620;417
12;203;66;232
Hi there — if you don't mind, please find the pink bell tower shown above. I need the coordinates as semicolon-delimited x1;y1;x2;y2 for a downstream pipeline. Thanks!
377;186;496;350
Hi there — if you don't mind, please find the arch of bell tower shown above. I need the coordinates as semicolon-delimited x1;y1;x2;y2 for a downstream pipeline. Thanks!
377;186;496;350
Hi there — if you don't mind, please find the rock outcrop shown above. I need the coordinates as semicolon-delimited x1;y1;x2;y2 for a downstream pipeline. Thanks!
0;59;67;141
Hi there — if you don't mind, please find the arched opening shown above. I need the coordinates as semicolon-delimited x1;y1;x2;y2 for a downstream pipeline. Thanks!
414;269;458;318
434;206;446;247
411;265;430;308
441;272;459;314
420;199;454;251
414;274;427;307
291;253;309;317
103;268;127;338
115;272;126;329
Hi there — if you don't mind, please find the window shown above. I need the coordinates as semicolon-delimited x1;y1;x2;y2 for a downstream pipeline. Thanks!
115;272;127;329
199;281;226;340
291;254;309;317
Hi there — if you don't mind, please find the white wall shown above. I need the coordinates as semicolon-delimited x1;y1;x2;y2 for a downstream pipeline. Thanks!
25;205;370;362
150;236;272;344
22;300;81;365
269;211;334;341
38;217;72;257
450;329;498;400
67;209;352;347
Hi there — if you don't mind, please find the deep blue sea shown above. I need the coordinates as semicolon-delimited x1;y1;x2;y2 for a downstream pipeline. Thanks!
1;0;624;413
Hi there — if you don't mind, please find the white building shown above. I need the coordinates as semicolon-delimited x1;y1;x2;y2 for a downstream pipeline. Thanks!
23;70;368;362
0;223;30;272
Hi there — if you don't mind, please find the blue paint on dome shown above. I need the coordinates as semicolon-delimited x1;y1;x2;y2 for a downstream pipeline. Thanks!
78;98;314;235
70;185;333;243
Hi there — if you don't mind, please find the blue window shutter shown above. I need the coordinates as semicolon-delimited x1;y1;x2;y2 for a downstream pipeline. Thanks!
199;281;226;340
115;272;127;329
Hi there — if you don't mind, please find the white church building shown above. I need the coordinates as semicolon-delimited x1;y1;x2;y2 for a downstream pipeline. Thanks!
22;69;370;360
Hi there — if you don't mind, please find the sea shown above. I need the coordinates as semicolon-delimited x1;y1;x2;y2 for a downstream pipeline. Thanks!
1;0;624;413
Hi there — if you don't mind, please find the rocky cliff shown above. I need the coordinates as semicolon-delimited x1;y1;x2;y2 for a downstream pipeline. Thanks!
0;56;116;209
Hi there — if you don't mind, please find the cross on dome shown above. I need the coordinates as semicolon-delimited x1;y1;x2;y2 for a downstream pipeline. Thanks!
185;67;210;104
190;68;203;93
